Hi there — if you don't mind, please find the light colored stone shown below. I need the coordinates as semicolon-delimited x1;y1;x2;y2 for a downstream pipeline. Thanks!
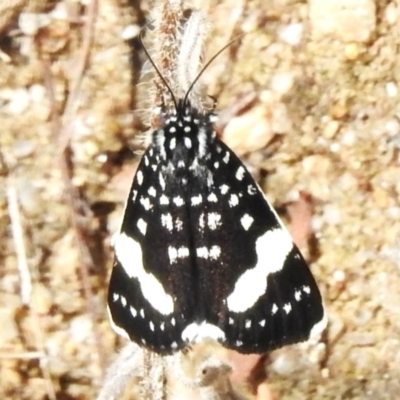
309;0;376;42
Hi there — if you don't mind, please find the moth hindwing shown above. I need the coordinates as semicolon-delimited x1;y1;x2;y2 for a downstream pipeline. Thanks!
108;101;326;354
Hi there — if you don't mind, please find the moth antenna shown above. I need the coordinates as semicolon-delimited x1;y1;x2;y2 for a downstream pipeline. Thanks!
183;33;246;109
177;10;209;105
140;27;179;112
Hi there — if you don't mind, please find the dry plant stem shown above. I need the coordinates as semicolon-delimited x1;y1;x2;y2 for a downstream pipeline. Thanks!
59;0;99;153
2;159;58;400
6;178;32;305
142;351;167;400
96;343;144;400
151;0;183;122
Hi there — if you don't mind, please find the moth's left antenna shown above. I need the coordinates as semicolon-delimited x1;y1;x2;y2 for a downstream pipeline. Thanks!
139;26;178;112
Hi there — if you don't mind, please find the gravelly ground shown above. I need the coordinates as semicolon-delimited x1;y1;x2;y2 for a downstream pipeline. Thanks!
1;0;400;399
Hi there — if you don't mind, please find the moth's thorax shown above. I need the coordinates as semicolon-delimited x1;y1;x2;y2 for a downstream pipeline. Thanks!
153;106;216;169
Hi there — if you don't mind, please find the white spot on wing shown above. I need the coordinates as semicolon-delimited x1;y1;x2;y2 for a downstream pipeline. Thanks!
137;218;147;235
191;194;202;206
259;319;266;327
227;229;293;313
150;321;155;331
130;306;137;317
229;194;239;207
272;304;278;314
248;185;257;195
208;212;222;230
148;186;156;197
140;197;153;211
175;217;183;231
199;213;205;229
283;303;292;314
112;293;119;302
197;247;208;258
173;196;184;207
220;184;229;195
161;213;173;231
303;285;311;294
170;138;176;150
240;214;254;231
182;321;226;343
120;295;127;307
294;290;302;301
207;193;218;202
178;246;189;258
235;166;245;181
197;245;221;259
114;234;174;315
245;319;251;328
159;173;166;190
223;151;230;164
209;246;221;260
168;246;178;263
136;170;143;185
160;194;169;205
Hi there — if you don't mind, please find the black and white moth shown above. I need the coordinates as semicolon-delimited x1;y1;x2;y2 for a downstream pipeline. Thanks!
107;92;326;354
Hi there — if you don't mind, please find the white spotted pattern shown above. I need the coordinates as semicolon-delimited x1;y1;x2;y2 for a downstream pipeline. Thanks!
160;194;169;205
283;303;292;314
130;306;137;317
229;194;239;207
184;137;192;148
223;151;230;164
137;218;147;235
161;213;173;231
207;212;222;230
136;170;143;185
191;194;202;206
303;285;311;294
140;197;153;211
159;173;166;190
207;193;218;202
240;214;254;231
173;196;185;207
235;166;245;181
220;184;229;195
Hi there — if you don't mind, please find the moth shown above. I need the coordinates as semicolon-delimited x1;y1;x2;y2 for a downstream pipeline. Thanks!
107;15;326;355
